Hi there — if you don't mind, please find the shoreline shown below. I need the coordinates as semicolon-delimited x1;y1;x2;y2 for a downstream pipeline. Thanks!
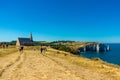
0;46;120;80
80;52;120;67
48;48;120;68
49;48;120;67
47;48;120;80
89;56;120;67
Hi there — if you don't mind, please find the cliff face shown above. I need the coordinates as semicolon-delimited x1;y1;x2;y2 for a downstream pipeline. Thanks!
78;43;109;52
50;42;110;53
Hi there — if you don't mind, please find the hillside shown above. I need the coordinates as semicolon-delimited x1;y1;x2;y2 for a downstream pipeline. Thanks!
0;46;120;80
50;41;96;54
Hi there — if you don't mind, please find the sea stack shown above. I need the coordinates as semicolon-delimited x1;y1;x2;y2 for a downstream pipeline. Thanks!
106;45;110;51
84;46;86;52
96;44;99;52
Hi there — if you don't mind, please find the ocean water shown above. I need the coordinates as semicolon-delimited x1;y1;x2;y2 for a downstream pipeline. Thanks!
80;43;120;65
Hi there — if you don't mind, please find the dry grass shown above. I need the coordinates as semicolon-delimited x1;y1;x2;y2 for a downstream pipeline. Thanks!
0;46;18;57
0;46;119;80
55;42;95;49
0;46;40;57
46;48;120;80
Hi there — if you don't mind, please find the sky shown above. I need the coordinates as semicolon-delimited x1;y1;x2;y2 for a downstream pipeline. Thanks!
0;0;120;43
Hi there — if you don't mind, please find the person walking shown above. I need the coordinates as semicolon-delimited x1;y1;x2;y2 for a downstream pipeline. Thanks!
40;47;43;54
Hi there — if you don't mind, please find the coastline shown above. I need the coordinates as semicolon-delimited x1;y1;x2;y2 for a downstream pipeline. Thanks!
49;48;120;67
0;46;120;80
47;48;120;80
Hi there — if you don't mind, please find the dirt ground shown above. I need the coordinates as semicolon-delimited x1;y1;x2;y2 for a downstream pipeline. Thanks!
0;48;120;80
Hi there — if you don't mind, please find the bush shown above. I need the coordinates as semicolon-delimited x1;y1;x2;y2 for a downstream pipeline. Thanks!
91;57;101;61
50;44;77;53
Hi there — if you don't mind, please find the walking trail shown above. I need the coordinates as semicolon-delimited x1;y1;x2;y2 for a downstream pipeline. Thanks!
0;48;120;80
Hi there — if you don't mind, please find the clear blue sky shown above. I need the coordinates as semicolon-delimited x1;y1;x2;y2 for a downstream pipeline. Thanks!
0;0;120;42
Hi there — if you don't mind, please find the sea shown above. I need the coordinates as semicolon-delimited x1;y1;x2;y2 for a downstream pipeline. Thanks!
80;43;120;66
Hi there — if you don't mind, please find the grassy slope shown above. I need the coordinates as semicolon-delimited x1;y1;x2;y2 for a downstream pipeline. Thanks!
0;46;120;80
0;46;18;57
46;48;120;80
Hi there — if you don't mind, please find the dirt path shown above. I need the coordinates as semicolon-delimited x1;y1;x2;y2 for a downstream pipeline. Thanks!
0;52;20;76
0;49;120;80
45;52;118;80
0;50;83;80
